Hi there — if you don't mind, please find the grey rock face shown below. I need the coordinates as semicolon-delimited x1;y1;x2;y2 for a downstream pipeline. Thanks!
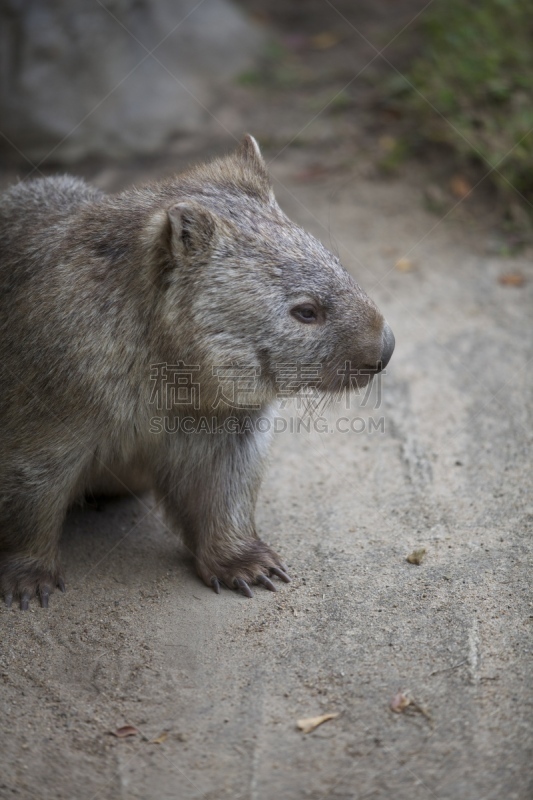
0;0;262;163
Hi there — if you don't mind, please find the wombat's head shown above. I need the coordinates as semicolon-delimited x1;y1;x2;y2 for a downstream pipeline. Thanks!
153;136;394;408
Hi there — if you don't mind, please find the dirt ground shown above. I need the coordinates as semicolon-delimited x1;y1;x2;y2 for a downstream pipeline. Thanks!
1;2;532;799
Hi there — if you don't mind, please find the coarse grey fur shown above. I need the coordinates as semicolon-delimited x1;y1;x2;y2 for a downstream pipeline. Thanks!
0;135;393;609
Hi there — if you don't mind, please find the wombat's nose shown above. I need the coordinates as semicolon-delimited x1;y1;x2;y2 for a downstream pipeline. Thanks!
379;323;395;370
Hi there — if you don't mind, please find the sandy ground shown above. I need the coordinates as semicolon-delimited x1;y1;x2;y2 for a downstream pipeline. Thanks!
1;147;532;799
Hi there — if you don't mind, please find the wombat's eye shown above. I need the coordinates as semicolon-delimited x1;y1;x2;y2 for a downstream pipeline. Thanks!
291;304;319;324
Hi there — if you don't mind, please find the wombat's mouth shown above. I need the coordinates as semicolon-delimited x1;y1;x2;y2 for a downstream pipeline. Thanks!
322;363;381;395
288;368;378;417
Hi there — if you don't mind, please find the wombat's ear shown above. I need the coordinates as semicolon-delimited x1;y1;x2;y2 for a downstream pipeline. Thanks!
167;202;217;259
235;135;273;200
236;134;268;175
237;134;264;163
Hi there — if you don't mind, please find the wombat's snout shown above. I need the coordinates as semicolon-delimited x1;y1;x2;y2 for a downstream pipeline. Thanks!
364;323;395;374
359;322;394;380
379;323;395;371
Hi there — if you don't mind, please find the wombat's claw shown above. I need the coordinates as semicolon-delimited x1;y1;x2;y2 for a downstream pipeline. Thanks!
2;572;65;610
234;578;254;598
198;539;290;596
270;567;291;583
257;574;277;592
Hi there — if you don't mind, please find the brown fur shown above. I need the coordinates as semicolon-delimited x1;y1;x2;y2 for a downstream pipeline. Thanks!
0;136;393;608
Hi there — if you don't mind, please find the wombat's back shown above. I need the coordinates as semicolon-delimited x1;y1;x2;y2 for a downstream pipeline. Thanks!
0;175;102;226
0;176;103;287
0;177;112;419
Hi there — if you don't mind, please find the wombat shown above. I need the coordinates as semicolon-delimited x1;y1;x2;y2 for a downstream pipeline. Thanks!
0;135;394;609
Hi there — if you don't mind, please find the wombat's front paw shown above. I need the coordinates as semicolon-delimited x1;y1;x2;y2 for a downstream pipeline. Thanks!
0;556;65;610
196;539;291;598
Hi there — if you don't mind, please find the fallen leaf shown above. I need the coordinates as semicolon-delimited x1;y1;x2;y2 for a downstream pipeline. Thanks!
390;691;432;722
297;712;339;733
450;175;472;199
390;691;411;713
311;32;340;50
151;731;168;744
407;547;426;565
498;272;525;287
112;725;139;738
395;258;414;272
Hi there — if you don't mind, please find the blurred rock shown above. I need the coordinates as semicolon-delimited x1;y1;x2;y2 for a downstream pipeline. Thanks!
0;0;263;164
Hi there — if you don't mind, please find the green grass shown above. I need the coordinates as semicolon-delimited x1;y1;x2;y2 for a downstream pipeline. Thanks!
403;0;533;209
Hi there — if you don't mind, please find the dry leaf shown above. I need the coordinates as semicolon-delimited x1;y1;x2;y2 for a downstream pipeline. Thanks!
311;32;340;50
112;725;139;738
390;691;411;713
498;273;525;287
390;691;432;722
297;712;339;733
407;547;426;565
450;175;472;199
151;731;168;744
395;258;414;272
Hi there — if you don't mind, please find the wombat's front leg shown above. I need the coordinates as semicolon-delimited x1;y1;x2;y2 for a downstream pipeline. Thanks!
157;427;290;597
0;490;67;610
